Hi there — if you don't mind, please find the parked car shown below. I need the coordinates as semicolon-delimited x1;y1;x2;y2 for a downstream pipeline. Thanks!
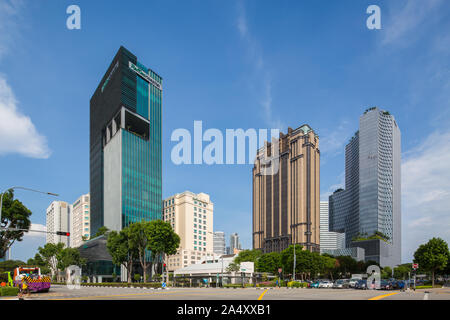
319;280;333;288
310;280;321;288
355;279;367;290
349;278;360;288
333;279;350;289
379;280;392;290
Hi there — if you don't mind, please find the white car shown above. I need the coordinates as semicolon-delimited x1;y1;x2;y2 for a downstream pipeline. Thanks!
349;278;360;288
318;280;334;288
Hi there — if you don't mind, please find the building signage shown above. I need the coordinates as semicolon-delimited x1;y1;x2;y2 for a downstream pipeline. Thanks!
101;61;119;93
128;61;162;91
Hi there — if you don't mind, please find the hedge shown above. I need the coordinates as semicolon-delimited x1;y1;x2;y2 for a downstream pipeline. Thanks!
287;281;307;288
0;287;19;296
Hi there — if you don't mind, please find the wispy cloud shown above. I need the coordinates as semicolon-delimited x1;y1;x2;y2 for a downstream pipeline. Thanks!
236;0;284;130
320;171;345;201
319;120;355;159
382;0;445;46
0;76;51;158
0;1;50;159
402;130;450;262
0;0;24;59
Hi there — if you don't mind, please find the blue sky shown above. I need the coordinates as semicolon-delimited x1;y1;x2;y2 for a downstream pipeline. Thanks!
0;0;449;263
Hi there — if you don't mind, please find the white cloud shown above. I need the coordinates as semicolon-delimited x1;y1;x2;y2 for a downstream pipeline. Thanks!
320;171;345;201
26;223;47;238
0;75;50;158
382;0;445;46
0;0;24;59
319;120;355;158
402;130;450;262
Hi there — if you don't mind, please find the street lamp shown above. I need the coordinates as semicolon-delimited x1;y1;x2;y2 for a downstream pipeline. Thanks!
0;186;59;228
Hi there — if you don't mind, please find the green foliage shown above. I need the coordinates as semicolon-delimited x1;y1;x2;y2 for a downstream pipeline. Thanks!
93;226;110;238
0;260;26;273
0;190;32;258
0;286;19;296
57;247;86;270
134;273;141;282
352;231;390;242
414;237;449;286
38;243;65;276
146;220;180;274
256;252;281;273
106;228;136;283
234;249;263;264
226;262;240;272
381;266;392;279
393;264;411;279
287;281;307;288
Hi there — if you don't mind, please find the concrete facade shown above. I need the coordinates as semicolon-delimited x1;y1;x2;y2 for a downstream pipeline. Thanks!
46;201;70;247
253;124;320;253
70;193;91;248
163;191;215;271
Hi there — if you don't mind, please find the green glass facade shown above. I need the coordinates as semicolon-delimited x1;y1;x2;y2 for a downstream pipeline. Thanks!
90;46;162;233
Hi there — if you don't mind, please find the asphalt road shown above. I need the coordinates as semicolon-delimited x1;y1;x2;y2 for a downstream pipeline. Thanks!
2;285;449;300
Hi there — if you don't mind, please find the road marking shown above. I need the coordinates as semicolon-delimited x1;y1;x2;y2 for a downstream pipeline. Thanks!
368;292;399;300
257;289;269;300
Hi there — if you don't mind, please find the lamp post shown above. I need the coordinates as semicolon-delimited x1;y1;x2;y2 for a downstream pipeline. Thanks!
0;186;59;227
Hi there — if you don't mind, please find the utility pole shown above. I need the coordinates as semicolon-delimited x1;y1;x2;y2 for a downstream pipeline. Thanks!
293;242;296;281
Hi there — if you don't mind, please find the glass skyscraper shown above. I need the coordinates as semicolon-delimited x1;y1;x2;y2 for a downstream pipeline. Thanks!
90;46;162;234
329;107;401;267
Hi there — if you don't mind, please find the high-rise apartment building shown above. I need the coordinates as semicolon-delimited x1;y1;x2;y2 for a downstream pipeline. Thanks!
229;233;242;253
319;201;345;252
253;124;320;253
90;46;162;233
329;107;401;267
163;191;214;271
70;194;90;248
213;231;226;255
46;201;70;247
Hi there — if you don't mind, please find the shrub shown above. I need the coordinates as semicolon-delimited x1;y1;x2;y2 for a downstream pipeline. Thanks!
1;287;19;296
287;281;307;288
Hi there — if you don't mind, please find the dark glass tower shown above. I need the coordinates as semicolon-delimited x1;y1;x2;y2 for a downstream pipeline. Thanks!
90;46;162;234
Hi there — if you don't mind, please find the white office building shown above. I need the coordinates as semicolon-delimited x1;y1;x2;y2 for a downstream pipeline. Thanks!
320;201;345;253
70;194;91;248
46;201;70;247
213;231;226;255
163;191;215;271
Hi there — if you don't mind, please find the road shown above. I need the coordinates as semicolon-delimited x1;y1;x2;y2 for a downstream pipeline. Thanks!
2;285;449;300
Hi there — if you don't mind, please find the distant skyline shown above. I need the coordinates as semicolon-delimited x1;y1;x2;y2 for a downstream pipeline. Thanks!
0;0;449;263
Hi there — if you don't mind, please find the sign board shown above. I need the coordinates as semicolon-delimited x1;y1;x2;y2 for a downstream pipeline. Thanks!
162;282;166;288
412;263;418;269
278;268;282;273
128;61;163;91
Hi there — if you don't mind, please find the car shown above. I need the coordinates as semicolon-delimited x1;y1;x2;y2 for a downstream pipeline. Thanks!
310;281;321;288
379;280;392;290
349;278;360;288
355;279;367;290
319;280;333;288
333;279;350;289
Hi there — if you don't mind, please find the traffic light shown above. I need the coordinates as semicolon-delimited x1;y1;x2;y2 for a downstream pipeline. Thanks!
56;231;70;236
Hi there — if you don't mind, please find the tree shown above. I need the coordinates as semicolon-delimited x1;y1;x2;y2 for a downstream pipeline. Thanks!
394;264;411;280
256;252;281;273
106;228;136;283
414;237;449;287
93;226;109;238
0;259;26;273
226;261;240;272
128;221;152;283
0;190;32;259
57;247;86;271
146;220;180;277
234;249;263;264
26;253;50;275
382;266;392;279
38;243;65;277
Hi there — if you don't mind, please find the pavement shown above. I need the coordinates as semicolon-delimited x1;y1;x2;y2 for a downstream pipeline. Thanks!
1;285;449;300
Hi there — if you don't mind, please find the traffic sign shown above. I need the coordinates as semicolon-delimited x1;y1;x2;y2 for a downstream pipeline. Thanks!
162;282;166;288
412;263;418;269
278;268;282;273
